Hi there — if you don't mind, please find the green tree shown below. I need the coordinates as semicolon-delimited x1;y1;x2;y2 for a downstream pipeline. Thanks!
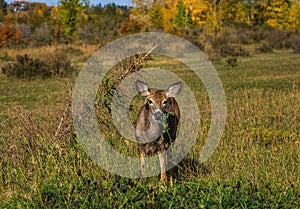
174;0;191;28
149;3;164;29
0;0;7;21
58;0;85;40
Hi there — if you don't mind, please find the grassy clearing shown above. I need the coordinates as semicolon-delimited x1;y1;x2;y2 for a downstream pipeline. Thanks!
0;44;99;68
0;48;299;208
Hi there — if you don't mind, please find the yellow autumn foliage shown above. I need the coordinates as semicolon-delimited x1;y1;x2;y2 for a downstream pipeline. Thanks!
288;0;300;30
132;0;300;31
266;0;290;29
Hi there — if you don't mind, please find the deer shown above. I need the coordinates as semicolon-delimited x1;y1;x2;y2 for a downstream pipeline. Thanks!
135;80;183;185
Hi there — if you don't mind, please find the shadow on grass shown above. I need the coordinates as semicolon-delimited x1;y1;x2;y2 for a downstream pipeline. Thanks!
168;157;211;181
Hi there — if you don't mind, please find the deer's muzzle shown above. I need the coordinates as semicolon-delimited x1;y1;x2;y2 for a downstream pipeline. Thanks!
153;111;164;121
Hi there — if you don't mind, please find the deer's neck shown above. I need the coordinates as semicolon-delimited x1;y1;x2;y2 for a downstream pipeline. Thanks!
136;111;164;143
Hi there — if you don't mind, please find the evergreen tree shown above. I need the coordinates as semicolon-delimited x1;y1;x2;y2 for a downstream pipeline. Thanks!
174;0;190;28
0;0;7;21
149;3;164;29
58;0;85;40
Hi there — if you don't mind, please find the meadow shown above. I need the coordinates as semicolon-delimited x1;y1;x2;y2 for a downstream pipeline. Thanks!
0;45;299;208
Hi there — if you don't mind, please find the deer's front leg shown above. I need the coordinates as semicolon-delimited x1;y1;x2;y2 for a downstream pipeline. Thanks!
158;150;167;183
140;151;145;169
138;150;146;180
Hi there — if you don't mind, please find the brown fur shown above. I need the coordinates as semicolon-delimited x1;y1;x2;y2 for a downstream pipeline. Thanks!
135;82;181;184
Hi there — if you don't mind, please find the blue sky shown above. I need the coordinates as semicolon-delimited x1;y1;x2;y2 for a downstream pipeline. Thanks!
6;0;133;6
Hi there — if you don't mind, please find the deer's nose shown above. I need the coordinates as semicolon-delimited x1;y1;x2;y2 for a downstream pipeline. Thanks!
153;111;163;121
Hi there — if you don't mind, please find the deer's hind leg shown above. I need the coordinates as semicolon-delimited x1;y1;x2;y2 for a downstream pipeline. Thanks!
168;151;175;187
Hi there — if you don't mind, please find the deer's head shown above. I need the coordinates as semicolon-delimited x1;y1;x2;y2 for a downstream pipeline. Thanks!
136;80;183;122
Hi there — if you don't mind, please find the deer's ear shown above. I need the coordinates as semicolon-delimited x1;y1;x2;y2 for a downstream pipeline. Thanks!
135;80;150;96
166;82;183;97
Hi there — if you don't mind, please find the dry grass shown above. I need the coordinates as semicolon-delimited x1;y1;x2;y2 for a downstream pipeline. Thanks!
0;49;299;207
0;44;99;65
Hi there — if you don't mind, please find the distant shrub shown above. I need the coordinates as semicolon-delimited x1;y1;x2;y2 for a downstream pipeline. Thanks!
265;30;293;50
212;37;249;57
256;42;273;53
225;45;249;57
0;23;21;47
226;57;238;67
2;50;74;79
119;19;144;35
62;47;84;57
17;24;31;40
31;24;51;46
0;52;12;62
226;28;252;45
2;54;50;79
181;28;205;50
289;33;300;53
203;33;249;61
40;49;74;76
247;27;270;43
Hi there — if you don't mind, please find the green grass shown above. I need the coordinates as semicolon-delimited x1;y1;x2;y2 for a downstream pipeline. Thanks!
0;50;299;208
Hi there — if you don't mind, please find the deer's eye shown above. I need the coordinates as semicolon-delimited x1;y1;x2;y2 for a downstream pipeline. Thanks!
148;99;154;105
163;100;168;106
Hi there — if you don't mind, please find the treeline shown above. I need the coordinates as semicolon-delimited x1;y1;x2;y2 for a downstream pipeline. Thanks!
129;0;300;60
132;0;300;32
0;0;300;58
0;0;131;47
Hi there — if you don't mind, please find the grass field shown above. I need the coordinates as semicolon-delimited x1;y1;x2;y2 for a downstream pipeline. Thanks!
0;47;299;208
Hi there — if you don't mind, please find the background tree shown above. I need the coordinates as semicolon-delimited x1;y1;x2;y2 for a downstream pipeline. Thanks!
251;0;268;26
162;0;177;32
28;3;48;28
220;0;248;25
130;0;153;23
185;0;210;26
266;0;290;29
0;0;7;21
0;23;21;46
288;0;300;30
209;0;223;37
149;3;164;29
58;0;85;41
174;0;191;28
